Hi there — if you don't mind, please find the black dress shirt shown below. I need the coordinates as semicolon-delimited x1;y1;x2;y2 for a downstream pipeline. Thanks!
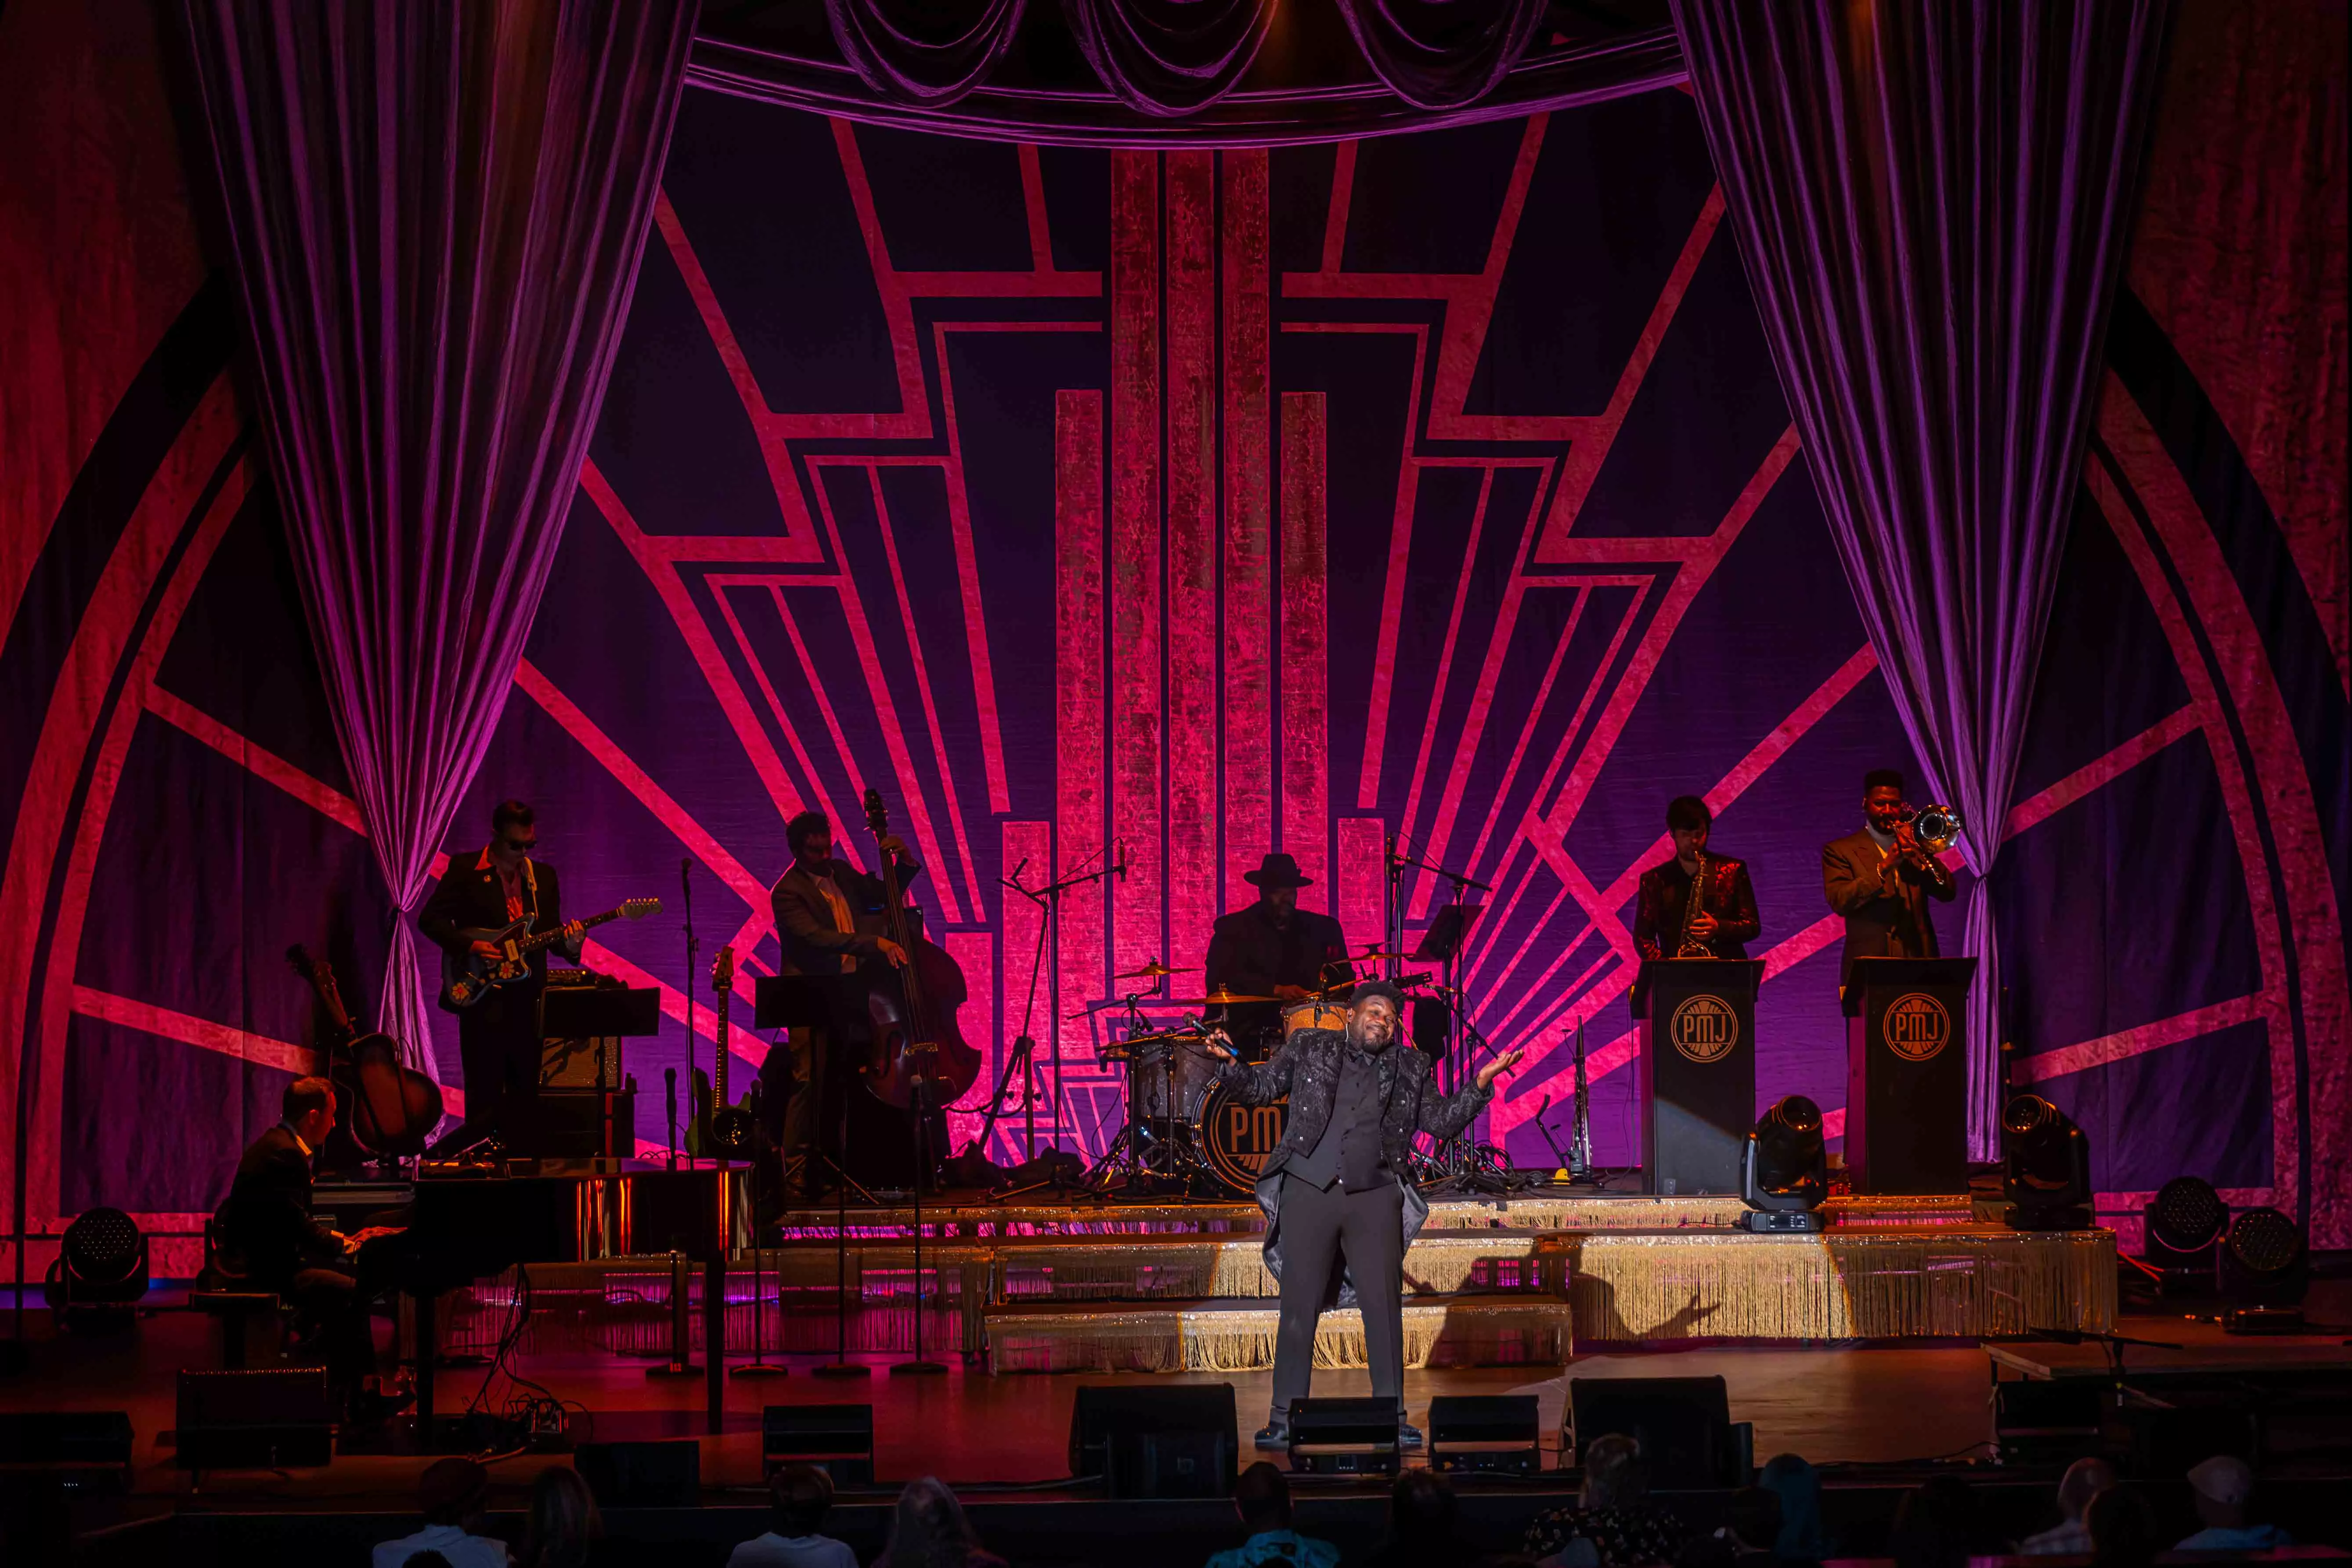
1286;1043;1390;1192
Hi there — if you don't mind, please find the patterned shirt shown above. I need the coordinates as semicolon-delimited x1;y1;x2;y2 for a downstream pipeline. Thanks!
1524;1504;1689;1568
1205;1530;1341;1568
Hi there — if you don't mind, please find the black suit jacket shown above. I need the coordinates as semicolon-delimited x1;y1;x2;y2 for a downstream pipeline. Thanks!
215;1125;342;1288
1822;826;1955;987
418;851;576;1011
768;852;922;978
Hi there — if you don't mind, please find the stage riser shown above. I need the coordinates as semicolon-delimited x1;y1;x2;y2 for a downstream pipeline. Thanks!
1569;1229;2117;1341
775;1193;1984;1237
983;1301;1575;1375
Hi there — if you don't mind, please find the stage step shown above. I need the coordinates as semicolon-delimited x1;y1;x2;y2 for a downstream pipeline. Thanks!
773;1190;1984;1237
981;1294;1575;1375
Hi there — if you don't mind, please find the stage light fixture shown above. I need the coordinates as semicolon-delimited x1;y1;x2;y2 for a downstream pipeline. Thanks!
1739;1095;1827;1233
2142;1175;2228;1292
2217;1206;2309;1333
2001;1095;2092;1230
42;1208;148;1330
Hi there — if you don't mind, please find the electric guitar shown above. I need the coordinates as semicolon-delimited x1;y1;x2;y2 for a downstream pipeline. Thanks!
439;897;660;1009
688;944;756;1157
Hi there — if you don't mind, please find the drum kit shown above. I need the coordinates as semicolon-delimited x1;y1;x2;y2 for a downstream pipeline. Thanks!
1076;948;1428;1197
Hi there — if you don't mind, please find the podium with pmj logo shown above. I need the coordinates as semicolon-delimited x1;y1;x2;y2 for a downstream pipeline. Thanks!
1635;959;1762;1195
1843;956;1977;1193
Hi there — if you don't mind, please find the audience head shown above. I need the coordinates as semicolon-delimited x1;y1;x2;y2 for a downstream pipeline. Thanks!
1758;1453;1827;1561
771;1463;836;1537
418;1456;490;1530
2056;1456;2117;1524
887;1476;981;1568
1580;1432;1648;1509
523;1466;602;1568
1385;1468;1458;1545
1889;1475;1978;1568
2087;1485;2160;1568
1728;1485;1784;1554
2186;1454;2253;1528
1235;1460;1294;1533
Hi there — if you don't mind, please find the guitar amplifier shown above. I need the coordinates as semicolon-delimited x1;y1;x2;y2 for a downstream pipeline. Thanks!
541;969;623;1087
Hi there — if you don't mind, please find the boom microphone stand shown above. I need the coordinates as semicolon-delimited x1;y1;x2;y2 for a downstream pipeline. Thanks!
1003;846;1122;1191
680;858;698;1170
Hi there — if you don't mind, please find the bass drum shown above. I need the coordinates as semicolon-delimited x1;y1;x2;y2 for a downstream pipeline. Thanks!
1195;1081;1288;1197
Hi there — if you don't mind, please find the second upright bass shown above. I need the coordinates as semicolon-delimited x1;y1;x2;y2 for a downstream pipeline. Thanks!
859;789;980;1111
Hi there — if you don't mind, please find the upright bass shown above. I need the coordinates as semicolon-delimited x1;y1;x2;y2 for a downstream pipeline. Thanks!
860;789;981;1114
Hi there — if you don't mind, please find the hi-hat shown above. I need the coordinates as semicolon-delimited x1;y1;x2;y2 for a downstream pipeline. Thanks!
1164;988;1276;1006
1113;959;1196;980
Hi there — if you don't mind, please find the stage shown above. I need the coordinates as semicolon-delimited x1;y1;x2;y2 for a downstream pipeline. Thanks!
404;1186;2115;1377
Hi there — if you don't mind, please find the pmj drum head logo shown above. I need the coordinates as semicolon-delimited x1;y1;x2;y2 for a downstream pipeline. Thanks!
1669;995;1739;1063
1885;993;1953;1061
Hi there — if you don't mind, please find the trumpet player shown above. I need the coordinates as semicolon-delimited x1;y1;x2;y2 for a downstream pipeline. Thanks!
1823;768;1956;997
1634;795;1761;963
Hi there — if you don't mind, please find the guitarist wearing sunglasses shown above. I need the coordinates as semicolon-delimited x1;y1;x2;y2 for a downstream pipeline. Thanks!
420;798;584;1157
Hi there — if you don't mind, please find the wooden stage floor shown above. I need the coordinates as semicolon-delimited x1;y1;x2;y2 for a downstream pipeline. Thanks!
11;1290;2346;1514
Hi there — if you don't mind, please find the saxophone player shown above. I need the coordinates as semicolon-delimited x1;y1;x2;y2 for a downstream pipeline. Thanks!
1634;795;1762;964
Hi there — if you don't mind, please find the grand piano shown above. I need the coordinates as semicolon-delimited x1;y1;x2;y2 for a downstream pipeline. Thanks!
358;1157;743;1439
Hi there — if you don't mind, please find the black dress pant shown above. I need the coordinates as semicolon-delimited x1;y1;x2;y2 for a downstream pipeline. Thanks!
429;986;541;1156
1271;1172;1406;1421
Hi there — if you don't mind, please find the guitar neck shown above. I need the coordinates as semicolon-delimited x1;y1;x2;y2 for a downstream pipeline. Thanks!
713;986;730;1104
511;905;618;956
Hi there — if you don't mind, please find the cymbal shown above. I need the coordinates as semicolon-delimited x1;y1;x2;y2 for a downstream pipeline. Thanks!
1349;947;1410;962
1163;988;1276;1006
1113;959;1196;980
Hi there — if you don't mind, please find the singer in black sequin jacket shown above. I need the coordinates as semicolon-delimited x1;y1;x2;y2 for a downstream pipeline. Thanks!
1216;1027;1494;1307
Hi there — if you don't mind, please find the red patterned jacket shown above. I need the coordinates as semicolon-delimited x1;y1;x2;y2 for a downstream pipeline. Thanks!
1632;854;1761;962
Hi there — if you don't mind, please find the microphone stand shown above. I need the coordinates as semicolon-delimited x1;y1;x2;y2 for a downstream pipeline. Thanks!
1389;843;1493;1178
681;859;698;1170
1001;848;1119;1194
999;858;1053;1161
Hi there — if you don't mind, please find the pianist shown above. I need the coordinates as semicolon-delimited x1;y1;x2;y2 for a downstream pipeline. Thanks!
215;1077;404;1419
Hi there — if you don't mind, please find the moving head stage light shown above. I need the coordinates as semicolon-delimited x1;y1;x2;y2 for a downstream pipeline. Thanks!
1740;1095;1828;1233
2001;1096;2092;1230
43;1207;149;1331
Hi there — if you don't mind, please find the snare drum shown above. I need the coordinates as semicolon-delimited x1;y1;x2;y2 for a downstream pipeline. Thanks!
1194;1080;1289;1195
1281;1001;1349;1038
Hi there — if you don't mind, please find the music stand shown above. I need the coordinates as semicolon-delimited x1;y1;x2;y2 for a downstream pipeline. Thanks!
1412;902;1484;1176
538;986;661;1161
1410;904;1480;967
756;975;872;1381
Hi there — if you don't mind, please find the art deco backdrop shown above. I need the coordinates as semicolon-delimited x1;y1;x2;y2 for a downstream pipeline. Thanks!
3;0;2341;1276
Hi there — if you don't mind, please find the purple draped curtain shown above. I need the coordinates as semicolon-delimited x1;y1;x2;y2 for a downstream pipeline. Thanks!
1334;0;1548;110
689;23;1685;146
827;0;1027;106
182;0;698;1083
1062;0;1281;117
1670;0;2170;1156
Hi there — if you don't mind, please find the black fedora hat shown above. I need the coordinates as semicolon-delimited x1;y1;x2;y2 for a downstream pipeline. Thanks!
1243;852;1313;888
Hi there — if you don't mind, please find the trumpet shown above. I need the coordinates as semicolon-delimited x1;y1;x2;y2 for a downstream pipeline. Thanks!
1899;802;1964;854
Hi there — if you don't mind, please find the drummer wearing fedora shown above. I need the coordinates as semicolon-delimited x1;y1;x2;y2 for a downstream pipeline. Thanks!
1204;852;1354;1051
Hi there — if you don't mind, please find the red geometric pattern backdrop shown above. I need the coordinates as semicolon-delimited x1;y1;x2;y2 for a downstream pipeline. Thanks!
2;0;2343;1282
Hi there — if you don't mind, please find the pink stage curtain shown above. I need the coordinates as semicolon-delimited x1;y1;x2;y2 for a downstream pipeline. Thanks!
1670;0;2170;1155
827;0;1027;106
1334;0;1548;110
180;0;699;1081
1062;0;1281;118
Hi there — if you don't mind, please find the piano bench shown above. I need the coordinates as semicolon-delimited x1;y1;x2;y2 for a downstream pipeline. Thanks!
188;1290;285;1371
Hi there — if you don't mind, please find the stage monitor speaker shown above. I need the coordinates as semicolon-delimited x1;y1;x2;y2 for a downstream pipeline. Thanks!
1067;1384;1237;1499
514;1088;636;1158
0;1410;133;1468
1286;1395;1401;1476
1428;1394;1542;1476
576;1439;700;1507
1992;1379;2103;1467
765;1403;875;1487
174;1369;332;1469
1567;1376;1744;1489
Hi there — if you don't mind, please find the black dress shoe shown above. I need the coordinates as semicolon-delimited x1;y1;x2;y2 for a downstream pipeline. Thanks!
1399;1422;1424;1450
1254;1420;1291;1449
